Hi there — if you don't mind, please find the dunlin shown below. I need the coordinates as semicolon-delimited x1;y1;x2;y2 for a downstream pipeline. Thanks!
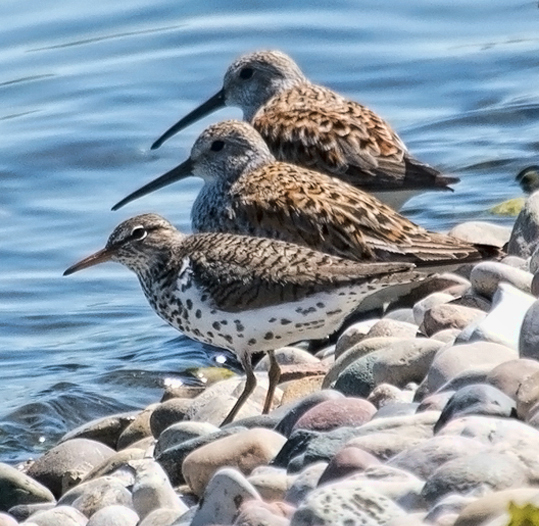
64;214;424;425
115;121;498;268
150;50;458;209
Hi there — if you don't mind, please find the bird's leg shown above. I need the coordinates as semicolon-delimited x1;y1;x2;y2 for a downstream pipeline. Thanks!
221;353;257;427
262;349;281;414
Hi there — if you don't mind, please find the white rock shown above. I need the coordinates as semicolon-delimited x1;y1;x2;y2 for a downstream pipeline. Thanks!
86;505;138;526
470;262;533;299
21;505;88;526
413;292;454;326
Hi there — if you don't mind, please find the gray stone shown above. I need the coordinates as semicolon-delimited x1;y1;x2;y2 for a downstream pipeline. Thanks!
233;500;291;526
507;190;539;257
424;494;476;525
372;339;444;388
22;505;88;525
470;261;533;299
86;505;139;526
449;221;511;248
190;468;261;526
291;480;406;526
57;476;132;518
318;447;380;485
373;402;419;419
425;342;517;395
429;328;461;344
434;384;517;433
8;503;55;522
247;466;289;502
323;337;399;389
0;462;55;511
417;391;455;412
516;370;539;418
501;255;529;270
389;435;487;479
448;293;491;312
367;384;411;409
138;508;185;526
82;449;146;483
530;245;539;274
285;462;327;506
60;413;137;450
333;350;382;398
149;399;191;438
334;320;380;358
154;421;218;457
383;308;416;324
519;298;539;360
26;439;115;498
117;405;156;450
421;451;529;505
130;459;186;520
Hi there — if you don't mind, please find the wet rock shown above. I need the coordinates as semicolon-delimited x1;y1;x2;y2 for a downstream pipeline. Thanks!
322;337;400;389
363;319;418;339
467;283;536;349
371;339;444;388
507;190;539;257
487;359;539;400
182;428;286;496
148;399;191;438
470;261;533;299
334;320;379;358
318;447;380;485
449;221;511;248
117;405;156;450
60;413;137;450
0;463;55;511
255;347;320;371
292;397;375;433
413;292;454;326
388;435;487;479
86;505;138;526
154;421;218;457
433;384;517;433
160;383;204;403
274;390;344;437
422;451;528;505
290;480;406;526
57;476;132;518
130;459;187;520
26;439;115;498
285;462;327;506
22;505;88;525
190;468;261;526
424;342;516;394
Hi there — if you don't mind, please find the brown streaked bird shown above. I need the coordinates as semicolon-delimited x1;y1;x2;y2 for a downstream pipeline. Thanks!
115;120;498;268
150;50;459;209
64;214;425;425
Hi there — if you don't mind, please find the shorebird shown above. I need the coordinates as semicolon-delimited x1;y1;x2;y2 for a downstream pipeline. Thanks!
150;50;459;209
115;121;498;268
64;214;425;425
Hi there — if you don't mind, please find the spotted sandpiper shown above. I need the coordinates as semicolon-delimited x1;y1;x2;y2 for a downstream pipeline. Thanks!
64;214;426;425
114;120;498;268
150;50;458;210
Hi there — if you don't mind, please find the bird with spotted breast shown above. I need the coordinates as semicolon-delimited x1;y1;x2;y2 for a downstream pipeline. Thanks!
115;120;499;268
150;50;458;210
64;214;427;425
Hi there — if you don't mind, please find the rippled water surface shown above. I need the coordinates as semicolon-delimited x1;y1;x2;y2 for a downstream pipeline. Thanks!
1;0;539;462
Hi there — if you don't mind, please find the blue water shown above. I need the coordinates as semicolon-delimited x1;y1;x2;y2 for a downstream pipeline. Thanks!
1;0;539;463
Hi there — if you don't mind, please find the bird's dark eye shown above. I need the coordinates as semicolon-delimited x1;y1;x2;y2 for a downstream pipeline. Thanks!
131;226;147;240
239;67;254;80
210;140;225;152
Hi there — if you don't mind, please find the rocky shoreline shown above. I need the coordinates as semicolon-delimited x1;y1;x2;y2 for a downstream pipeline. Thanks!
4;205;539;525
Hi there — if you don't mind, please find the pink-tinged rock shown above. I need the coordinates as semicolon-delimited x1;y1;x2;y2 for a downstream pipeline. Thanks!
421;304;486;336
319;447;381;485
292;398;376;433
234;500;295;526
182;428;286;496
487;359;539;401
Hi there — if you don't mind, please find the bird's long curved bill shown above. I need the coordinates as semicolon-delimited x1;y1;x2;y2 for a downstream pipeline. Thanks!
63;247;113;276
111;158;194;211
150;89;226;150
